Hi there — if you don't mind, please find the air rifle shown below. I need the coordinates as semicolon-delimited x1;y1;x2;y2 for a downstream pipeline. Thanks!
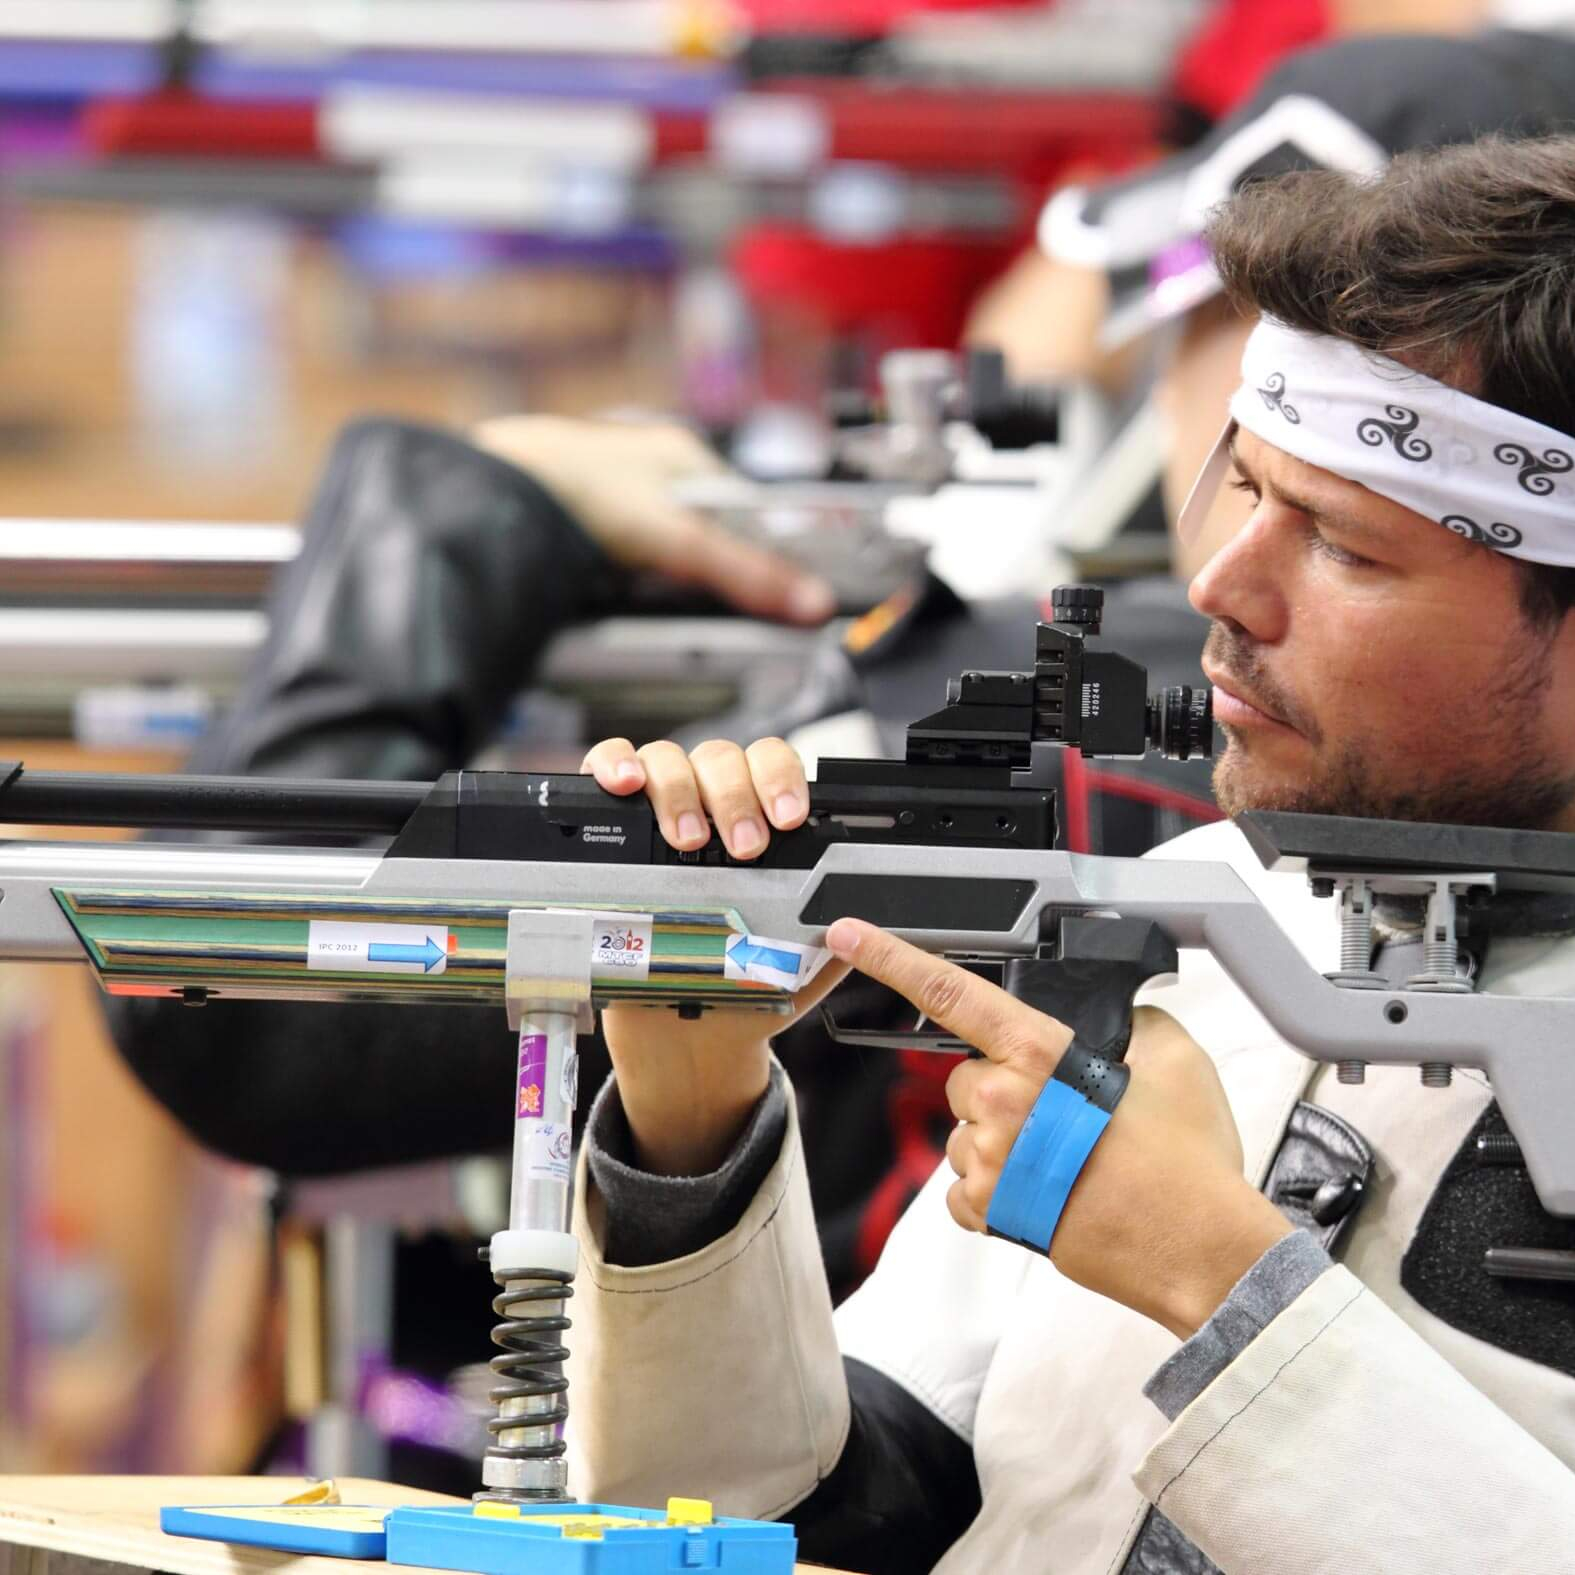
4;583;1575;1505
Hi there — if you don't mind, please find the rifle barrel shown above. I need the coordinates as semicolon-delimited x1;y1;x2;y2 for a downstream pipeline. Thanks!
0;765;428;836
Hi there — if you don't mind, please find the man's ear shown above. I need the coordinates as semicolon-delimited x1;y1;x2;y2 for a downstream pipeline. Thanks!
1529;572;1575;794
1512;559;1575;633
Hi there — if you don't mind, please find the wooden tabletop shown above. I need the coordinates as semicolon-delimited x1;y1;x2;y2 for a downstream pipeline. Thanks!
0;1477;853;1575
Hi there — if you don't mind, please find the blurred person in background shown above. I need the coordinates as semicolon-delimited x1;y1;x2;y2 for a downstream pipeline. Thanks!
966;0;1504;394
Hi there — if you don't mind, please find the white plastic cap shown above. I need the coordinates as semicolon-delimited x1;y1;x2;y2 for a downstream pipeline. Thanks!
488;1227;579;1279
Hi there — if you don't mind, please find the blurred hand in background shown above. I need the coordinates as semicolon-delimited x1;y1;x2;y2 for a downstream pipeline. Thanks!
473;415;837;625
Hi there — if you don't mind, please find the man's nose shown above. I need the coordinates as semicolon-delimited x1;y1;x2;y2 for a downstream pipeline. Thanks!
1187;512;1289;644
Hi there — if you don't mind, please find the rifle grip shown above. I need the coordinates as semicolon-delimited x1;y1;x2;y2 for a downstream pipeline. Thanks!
1002;918;1178;1107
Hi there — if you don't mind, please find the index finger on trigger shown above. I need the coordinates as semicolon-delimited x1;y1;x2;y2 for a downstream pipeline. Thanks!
825;918;1070;1069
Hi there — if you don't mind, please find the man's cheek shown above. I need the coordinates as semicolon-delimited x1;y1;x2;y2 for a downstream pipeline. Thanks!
1302;618;1414;738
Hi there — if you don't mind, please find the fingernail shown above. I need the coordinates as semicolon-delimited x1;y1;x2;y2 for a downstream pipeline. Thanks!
731;819;765;856
788;578;836;621
826;919;862;958
677;812;706;845
616;760;644;786
773;791;805;826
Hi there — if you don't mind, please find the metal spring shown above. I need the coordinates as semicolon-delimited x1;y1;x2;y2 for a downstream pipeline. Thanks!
483;1269;572;1488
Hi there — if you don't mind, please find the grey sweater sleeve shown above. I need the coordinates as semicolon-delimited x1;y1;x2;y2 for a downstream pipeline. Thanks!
583;1066;791;1267
1143;1229;1334;1421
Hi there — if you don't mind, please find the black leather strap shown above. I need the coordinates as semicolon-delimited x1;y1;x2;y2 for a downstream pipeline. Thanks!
1262;1101;1374;1255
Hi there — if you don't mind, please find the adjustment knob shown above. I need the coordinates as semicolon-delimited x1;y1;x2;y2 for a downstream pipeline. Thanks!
1051;585;1104;630
1183;685;1214;761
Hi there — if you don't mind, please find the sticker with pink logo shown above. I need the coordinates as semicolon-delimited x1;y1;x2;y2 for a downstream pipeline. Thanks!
516;1032;548;1123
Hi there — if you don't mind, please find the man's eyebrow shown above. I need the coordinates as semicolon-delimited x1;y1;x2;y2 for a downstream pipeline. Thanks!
1226;431;1383;540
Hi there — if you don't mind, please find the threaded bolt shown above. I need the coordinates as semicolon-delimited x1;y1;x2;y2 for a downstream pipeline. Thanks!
1340;882;1374;973
1407;880;1473;992
1475;1130;1522;1165
1420;1063;1453;1088
1327;879;1385;989
1337;1060;1367;1085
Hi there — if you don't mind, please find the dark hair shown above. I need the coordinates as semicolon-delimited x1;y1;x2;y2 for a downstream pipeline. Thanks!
1206;135;1575;625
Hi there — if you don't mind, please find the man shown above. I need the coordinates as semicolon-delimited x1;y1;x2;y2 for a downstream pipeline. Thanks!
566;136;1575;1573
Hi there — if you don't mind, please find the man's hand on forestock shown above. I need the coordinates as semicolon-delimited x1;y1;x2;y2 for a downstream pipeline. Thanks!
825;918;1293;1340
582;734;847;1179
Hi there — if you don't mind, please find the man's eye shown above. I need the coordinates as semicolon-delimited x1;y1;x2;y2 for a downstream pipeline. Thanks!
1227;477;1260;501
1310;532;1371;569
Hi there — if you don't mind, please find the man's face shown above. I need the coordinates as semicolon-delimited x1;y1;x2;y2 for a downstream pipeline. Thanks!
1189;428;1575;830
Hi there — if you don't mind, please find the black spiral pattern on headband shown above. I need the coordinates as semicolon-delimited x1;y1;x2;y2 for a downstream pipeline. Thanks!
1493;442;1573;496
1357;405;1432;462
1256;372;1299;424
1442;514;1524;549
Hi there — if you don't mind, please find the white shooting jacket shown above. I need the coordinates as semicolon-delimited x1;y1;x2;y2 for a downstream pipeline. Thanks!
569;819;1575;1573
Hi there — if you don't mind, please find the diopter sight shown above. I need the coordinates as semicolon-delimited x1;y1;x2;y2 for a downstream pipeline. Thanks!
903;584;1214;769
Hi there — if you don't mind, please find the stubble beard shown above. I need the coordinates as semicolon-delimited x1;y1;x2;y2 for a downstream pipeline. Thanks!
1208;623;1575;833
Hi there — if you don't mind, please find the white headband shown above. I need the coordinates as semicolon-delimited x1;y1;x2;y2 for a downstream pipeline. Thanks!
1178;319;1575;566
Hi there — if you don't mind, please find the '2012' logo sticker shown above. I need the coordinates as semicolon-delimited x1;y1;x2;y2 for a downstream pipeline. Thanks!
591;919;653;978
597;928;645;953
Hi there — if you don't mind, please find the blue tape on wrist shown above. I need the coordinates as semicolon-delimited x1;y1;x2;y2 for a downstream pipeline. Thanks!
985;1077;1111;1254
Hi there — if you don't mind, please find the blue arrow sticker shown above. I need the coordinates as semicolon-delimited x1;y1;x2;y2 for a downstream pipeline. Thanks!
727;936;803;976
723;934;820;991
367;936;446;972
307;922;451;976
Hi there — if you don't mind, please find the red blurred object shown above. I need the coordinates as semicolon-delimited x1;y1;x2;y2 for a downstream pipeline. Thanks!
736;0;1046;34
734;225;1012;348
81;92;320;160
763;80;1160;174
728;84;1161;353
652;112;710;161
1171;0;1330;124
854;1048;960;1282
77;84;1158;181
